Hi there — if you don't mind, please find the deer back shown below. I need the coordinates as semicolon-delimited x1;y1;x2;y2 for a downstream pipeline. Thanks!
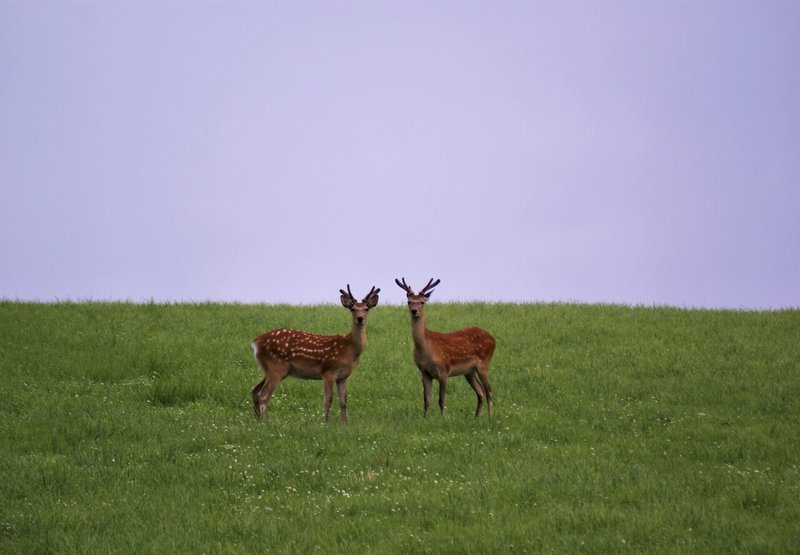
253;328;355;370
422;326;495;366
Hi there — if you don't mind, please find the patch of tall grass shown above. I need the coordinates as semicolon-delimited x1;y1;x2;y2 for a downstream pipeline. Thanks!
1;300;798;552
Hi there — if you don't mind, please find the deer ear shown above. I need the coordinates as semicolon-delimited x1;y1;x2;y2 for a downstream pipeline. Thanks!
366;290;380;308
340;292;353;308
424;290;434;299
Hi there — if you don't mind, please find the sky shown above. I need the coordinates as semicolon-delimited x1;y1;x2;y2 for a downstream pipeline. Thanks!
1;1;798;309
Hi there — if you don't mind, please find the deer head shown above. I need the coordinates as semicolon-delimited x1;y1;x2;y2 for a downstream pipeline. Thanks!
340;284;380;327
395;277;440;320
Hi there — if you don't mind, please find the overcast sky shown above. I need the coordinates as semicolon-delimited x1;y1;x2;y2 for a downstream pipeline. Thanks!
1;1;798;309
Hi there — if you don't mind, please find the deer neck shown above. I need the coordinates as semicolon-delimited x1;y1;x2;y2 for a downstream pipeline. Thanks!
411;314;428;351
348;321;367;354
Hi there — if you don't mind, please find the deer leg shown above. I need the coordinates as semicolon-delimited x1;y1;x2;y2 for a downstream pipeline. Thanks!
255;376;281;423
466;372;486;418
254;361;289;423
251;377;266;419
477;364;494;416
336;379;348;424
322;374;335;424
438;375;448;415
421;372;433;417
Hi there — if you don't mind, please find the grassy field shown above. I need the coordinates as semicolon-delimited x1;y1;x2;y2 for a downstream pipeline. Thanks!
1;300;799;553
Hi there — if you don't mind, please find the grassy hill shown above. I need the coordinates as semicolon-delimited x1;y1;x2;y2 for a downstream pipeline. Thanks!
1;301;798;552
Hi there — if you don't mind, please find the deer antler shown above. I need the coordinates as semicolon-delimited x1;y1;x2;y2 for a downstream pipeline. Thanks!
420;278;441;296
362;286;380;302
395;277;414;295
340;284;357;305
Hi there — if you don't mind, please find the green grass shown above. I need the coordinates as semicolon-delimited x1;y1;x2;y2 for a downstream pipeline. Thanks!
1;300;799;553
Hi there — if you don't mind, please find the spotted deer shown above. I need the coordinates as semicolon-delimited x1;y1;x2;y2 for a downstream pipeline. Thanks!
251;285;380;423
395;278;495;417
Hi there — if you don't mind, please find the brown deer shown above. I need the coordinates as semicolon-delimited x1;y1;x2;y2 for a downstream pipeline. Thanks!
395;277;495;417
251;285;380;423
